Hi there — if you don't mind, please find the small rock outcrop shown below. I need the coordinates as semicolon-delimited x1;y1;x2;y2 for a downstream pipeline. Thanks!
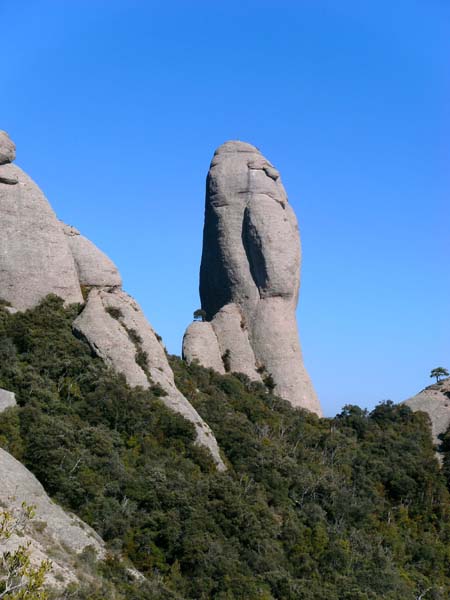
0;131;83;310
0;388;16;412
404;378;450;447
0;447;104;588
183;141;322;415
0;131;224;469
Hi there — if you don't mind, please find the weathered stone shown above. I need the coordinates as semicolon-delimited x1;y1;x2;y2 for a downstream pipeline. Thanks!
0;447;104;588
0;163;18;184
74;289;225;470
0;388;16;412
211;303;261;380
62;223;122;288
186;141;321;414
0;130;16;164
183;321;225;374
404;378;450;447
0;163;83;310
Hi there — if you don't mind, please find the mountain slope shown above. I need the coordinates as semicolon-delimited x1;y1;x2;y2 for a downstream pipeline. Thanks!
1;298;450;599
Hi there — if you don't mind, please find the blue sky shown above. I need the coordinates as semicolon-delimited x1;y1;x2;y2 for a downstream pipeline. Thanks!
1;0;448;416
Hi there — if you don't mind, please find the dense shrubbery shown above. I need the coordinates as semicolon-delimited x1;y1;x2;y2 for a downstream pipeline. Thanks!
0;296;449;599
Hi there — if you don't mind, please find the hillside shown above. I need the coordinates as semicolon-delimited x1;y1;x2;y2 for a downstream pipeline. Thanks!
1;297;450;599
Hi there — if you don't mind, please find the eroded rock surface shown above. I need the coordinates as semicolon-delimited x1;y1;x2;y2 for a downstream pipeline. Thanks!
62;223;122;288
0;447;104;588
183;141;321;415
0;135;82;310
182;321;225;374
404;378;450;446
0;388;16;412
0;130;16;164
74;289;225;470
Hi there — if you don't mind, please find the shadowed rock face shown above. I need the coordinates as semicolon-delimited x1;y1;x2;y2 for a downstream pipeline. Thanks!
183;141;322;415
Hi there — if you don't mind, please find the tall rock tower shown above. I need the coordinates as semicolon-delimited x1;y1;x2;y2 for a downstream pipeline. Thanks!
183;141;322;415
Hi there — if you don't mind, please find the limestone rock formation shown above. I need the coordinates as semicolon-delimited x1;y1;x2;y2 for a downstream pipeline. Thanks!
183;141;322;415
404;378;450;447
0;447;104;588
0;131;83;310
0;388;16;412
74;289;225;470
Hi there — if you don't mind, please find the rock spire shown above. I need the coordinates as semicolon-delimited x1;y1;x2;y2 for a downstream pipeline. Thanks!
183;141;322;415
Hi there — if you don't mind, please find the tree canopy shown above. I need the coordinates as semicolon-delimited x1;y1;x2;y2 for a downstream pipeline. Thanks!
0;297;450;599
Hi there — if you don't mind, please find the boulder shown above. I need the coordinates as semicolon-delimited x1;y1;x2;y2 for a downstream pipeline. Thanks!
0;447;104;588
0;388;16;412
185;141;322;415
0;130;16;164
62;223;122;288
74;289;225;470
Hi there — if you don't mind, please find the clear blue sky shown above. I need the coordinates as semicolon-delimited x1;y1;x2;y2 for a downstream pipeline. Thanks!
1;1;448;416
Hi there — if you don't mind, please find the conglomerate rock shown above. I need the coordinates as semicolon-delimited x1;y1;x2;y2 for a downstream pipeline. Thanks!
74;289;225;470
62;223;122;288
0;130;225;470
183;141;322;415
404;378;450;447
0;388;16;412
0;130;16;164
0;134;83;310
0;447;104;588
182;321;225;374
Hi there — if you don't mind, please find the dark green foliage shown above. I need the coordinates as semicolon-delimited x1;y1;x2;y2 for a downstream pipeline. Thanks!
221;349;231;373
430;367;449;383
105;306;124;320
193;309;207;322
0;297;450;599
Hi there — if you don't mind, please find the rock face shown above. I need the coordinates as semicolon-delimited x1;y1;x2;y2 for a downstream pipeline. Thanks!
74;289;225;470
62;223;122;288
0;131;224;469
0;131;83;310
0;388;16;412
0;130;16;164
404;378;450;447
183;141;322;415
0;447;104;588
182;321;225;374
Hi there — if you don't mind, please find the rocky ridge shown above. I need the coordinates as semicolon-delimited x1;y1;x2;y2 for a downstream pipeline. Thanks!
0;130;224;470
183;141;322;415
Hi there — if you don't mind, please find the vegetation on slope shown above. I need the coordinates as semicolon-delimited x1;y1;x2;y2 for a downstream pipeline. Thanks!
0;297;449;599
